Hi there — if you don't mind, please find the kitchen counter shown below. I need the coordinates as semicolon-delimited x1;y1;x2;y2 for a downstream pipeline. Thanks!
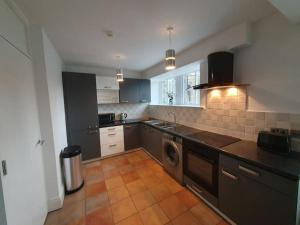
221;140;300;181
142;119;300;181
99;119;144;128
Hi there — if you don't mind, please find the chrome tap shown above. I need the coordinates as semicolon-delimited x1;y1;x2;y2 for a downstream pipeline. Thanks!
168;111;176;125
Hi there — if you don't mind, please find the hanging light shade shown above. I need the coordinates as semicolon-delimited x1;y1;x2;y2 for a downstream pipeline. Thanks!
116;56;124;82
165;26;176;70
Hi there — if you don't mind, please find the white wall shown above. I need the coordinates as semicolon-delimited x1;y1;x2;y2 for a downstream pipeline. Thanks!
64;64;142;78
29;26;66;211
235;13;300;113
42;31;67;207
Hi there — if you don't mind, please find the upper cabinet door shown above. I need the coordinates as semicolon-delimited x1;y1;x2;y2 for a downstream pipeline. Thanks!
119;78;140;103
119;78;151;103
139;79;151;103
96;76;119;90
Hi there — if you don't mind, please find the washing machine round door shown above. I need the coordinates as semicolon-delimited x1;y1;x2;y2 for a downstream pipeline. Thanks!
164;141;179;167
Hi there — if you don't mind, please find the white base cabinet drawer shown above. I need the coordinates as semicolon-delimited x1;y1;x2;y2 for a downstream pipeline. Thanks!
101;141;124;157
100;125;123;134
100;131;124;145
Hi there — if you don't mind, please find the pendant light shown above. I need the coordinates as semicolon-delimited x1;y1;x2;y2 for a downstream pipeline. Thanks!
116;56;124;82
165;26;176;70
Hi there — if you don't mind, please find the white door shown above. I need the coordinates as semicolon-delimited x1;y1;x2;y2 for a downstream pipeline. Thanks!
0;35;48;225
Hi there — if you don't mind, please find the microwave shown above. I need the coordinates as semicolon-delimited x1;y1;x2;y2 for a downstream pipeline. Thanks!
98;113;115;125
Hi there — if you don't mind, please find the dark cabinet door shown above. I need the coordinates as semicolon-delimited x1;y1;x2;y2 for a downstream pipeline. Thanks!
219;164;296;225
63;72;100;161
150;128;163;162
239;175;295;225
219;167;242;224
124;124;141;151
139;79;151;103
119;78;139;103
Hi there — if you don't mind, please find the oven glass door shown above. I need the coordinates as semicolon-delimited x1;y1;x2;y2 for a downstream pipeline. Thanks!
184;149;218;196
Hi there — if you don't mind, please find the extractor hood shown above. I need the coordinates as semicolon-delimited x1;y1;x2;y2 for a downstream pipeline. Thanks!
193;51;248;90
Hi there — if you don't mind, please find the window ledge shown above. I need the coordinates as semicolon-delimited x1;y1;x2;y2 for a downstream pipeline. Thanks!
149;104;204;109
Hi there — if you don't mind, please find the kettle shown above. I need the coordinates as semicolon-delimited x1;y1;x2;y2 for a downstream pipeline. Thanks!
120;113;127;121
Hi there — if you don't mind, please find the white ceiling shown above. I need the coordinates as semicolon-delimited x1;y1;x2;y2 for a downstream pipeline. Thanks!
15;0;276;71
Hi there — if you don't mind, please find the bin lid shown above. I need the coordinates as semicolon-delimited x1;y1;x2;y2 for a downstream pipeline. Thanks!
61;145;81;158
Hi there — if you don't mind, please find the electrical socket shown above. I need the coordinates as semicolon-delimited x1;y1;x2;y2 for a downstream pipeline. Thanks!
270;128;289;135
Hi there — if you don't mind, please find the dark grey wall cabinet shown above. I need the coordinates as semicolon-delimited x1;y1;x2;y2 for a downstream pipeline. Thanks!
219;154;297;225
119;78;151;103
124;124;141;151
63;72;101;161
141;124;163;162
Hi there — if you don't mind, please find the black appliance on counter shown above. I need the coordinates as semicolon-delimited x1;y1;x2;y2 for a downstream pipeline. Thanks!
183;131;240;206
257;131;291;154
98;113;115;125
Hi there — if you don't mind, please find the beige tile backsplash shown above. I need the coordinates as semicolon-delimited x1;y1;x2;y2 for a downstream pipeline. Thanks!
148;87;300;151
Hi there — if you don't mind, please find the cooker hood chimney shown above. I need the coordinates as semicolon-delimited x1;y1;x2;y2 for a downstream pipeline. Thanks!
193;51;248;90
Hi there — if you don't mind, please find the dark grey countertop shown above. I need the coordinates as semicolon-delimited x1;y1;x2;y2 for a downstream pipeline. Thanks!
221;140;300;181
99;119;143;128
99;118;300;180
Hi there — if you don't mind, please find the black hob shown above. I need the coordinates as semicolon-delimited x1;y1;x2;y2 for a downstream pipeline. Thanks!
186;131;240;148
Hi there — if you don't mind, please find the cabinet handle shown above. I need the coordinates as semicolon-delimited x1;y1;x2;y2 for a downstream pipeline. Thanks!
104;86;112;89
109;144;117;147
120;101;129;103
108;133;116;136
107;128;116;131
238;165;260;177
222;169;239;181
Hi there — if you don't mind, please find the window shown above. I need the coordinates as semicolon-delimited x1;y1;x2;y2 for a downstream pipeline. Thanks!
151;62;201;106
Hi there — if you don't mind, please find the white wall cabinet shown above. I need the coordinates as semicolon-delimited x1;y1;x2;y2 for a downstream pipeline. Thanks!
96;89;119;104
100;126;124;156
96;76;119;90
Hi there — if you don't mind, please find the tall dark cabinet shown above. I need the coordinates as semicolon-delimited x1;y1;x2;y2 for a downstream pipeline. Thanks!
62;72;100;161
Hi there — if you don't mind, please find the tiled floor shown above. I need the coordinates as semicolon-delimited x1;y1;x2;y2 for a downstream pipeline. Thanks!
45;149;229;225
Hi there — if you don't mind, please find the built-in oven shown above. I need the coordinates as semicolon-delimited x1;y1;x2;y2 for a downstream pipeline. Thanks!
183;138;219;206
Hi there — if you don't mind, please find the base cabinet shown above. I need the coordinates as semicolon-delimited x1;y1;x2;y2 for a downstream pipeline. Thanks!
124;124;140;151
219;155;297;225
141;124;163;162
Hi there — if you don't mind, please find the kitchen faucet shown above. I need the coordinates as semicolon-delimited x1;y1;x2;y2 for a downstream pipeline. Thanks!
168;111;176;125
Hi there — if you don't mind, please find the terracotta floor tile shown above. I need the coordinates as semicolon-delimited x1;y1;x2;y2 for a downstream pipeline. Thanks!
111;197;137;223
126;179;147;195
131;159;148;168
58;200;85;225
116;214;143;225
85;173;105;185
127;155;142;163
66;217;86;225
85;165;102;178
105;176;124;190
122;171;140;184
131;190;156;211
159;195;188;219
118;164;135;175
85;206;114;225
103;168;120;179
164;179;184;194
190;203;222;225
84;161;101;169
171;211;200;225
85;192;110;214
175;189;199;208
137;167;153;178
101;160;116;172
139;204;170;225
85;181;107;198
108;186;130;204
63;188;85;207
114;158;130;167
141;174;161;188
149;183;172;201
